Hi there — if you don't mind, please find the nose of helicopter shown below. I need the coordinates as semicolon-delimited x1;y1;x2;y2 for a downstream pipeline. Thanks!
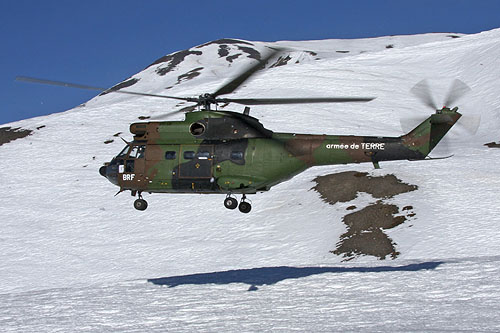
99;164;118;185
99;165;107;177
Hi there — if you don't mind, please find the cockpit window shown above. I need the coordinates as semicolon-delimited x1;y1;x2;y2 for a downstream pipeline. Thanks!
128;145;146;159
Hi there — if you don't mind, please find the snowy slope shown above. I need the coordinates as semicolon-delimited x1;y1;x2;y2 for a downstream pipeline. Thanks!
1;30;500;331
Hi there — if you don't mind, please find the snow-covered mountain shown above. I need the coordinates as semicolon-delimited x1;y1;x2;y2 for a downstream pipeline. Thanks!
1;30;500;331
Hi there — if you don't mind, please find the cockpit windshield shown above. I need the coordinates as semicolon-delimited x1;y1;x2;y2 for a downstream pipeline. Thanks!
116;144;146;159
117;145;130;157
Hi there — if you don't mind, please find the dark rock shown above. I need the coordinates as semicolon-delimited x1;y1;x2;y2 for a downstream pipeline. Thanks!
270;55;292;68
226;53;242;63
0;127;33;146
218;45;230;57
147;50;203;75
484;141;500;148
176;67;204;84
237;46;261;60
196;38;254;48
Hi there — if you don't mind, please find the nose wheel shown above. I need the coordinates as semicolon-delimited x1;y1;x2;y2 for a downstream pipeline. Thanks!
224;194;252;213
133;191;148;211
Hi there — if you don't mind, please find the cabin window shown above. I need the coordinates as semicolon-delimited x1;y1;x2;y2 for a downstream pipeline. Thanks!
197;151;210;159
165;151;177;160
184;151;195;159
189;122;205;136
231;151;244;160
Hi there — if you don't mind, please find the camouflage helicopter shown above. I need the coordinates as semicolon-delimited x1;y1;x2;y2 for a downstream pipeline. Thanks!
18;50;471;213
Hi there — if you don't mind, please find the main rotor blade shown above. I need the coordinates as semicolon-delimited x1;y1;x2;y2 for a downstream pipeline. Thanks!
149;104;198;120
444;79;471;107
16;76;189;102
217;97;375;105
16;76;106;91
212;48;282;98
411;79;438;110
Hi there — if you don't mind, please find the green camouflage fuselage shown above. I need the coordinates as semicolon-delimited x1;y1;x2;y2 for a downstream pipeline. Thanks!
101;108;461;195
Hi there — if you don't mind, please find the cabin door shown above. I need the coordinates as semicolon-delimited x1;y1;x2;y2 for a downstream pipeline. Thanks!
178;145;214;179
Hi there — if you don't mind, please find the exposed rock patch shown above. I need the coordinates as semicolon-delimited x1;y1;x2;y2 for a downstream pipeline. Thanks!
484;141;500;148
148;50;203;75
313;171;418;261
218;45;230;57
196;38;254;48
177;67;203;84
226;53;242;63
270;55;292;68
313;171;417;204
334;203;407;260
237;46;261;60
0;127;33;146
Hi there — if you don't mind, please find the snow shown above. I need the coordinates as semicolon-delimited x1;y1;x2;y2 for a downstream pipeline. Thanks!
1;30;500;331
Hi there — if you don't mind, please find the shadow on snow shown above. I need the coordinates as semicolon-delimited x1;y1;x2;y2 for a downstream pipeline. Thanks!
147;261;444;291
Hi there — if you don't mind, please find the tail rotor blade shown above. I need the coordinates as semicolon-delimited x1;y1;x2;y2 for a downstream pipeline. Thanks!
444;79;471;107
400;116;427;133
457;115;481;135
411;79;437;110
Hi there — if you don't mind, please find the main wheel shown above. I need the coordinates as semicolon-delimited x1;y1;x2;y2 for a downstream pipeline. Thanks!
134;198;148;211
238;201;252;214
224;197;238;210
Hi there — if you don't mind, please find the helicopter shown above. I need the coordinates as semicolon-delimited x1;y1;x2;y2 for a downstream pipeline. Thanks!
18;49;469;213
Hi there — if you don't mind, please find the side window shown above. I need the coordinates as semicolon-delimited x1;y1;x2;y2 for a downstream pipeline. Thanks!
184;151;195;159
165;151;177;160
231;151;244;160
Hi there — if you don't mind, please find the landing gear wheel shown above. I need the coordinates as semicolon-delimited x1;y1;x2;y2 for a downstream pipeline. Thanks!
224;197;238;210
134;198;148;211
238;201;252;214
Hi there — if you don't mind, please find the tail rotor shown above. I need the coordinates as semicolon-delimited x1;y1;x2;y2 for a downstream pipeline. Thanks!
405;79;480;136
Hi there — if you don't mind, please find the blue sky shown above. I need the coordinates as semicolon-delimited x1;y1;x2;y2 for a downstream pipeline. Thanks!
1;0;499;125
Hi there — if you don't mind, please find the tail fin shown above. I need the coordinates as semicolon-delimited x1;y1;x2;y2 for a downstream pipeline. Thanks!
401;107;462;158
